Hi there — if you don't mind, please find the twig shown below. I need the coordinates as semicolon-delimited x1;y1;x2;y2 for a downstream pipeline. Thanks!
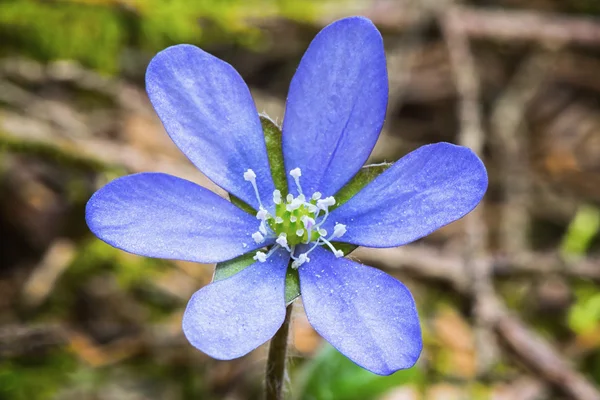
358;3;600;47
440;6;497;374
491;52;558;254
452;6;600;47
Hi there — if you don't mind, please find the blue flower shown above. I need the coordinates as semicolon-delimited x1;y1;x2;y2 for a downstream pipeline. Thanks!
86;16;487;375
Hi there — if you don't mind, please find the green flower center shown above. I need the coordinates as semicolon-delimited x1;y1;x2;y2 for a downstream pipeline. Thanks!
243;167;347;268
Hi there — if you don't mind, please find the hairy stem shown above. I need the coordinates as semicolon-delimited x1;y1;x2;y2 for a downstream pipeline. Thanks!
265;303;293;400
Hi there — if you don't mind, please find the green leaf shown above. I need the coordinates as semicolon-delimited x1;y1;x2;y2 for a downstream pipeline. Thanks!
332;163;391;210
296;344;422;400
261;115;288;195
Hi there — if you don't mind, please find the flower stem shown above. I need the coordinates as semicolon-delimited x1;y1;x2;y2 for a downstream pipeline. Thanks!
265;303;293;400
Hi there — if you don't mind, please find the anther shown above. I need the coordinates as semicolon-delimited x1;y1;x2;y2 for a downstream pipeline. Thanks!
331;223;347;239
317;196;336;210
292;253;310;269
318;228;327;236
312;192;322;201
243;169;257;182
290;216;297;223
253;251;267;262
272;189;282;205
256;208;269;221
296;229;305;237
252;232;264;244
275;234;291;252
275;216;284;224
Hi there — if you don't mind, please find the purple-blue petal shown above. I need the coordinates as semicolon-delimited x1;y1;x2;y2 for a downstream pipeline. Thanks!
182;248;289;360
86;173;271;263
282;17;387;197
146;44;275;210
328;143;488;248
299;247;422;375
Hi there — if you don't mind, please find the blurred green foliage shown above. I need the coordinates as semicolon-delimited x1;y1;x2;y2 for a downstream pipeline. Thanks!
560;204;600;256
0;351;77;400
568;283;600;334
296;344;423;400
0;0;324;74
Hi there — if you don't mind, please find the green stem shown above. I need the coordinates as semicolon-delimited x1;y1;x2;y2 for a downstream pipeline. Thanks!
265;303;293;400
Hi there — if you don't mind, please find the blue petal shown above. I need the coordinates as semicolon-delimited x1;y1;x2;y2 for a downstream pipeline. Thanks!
299;247;422;375
282;17;387;197
146;44;275;210
182;248;289;359
86;173;271;263
328;143;488;247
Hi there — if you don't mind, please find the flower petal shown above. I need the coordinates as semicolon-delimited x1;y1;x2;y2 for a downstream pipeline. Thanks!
299;247;422;375
146;44;275;210
329;143;488;247
182;248;289;359
86;173;271;263
282;17;387;197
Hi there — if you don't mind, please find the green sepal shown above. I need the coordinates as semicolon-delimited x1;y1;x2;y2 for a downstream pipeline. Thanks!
332;163;391;210
326;163;392;255
228;115;287;215
213;252;301;305
284;266;300;305
260;114;288;195
213;252;255;282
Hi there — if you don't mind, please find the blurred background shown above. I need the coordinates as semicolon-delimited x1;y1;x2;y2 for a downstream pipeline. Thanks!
1;0;600;399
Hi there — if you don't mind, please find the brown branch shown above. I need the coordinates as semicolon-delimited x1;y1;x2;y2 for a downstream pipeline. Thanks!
358;3;600;47
490;52;558;254
452;6;600;47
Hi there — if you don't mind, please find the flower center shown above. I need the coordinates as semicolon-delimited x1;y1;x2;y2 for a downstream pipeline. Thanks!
243;167;346;268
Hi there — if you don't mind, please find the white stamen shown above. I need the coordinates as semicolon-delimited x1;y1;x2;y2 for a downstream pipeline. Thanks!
292;253;310;269
317;196;336;210
331;223;347;239
320;236;343;257
275;234;291;251
312;192;322;201
302;216;315;230
252;232;264;243
253;251;267;262
306;204;318;213
256;208;269;221
290;168;302;179
273;189;282;204
243;168;263;209
296;229;305;237
243;169;257;181
290;168;303;195
286;198;303;212
318;228;327;236
290;216;297;223
286;194;294;203
259;223;267;235
275;216;284;224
